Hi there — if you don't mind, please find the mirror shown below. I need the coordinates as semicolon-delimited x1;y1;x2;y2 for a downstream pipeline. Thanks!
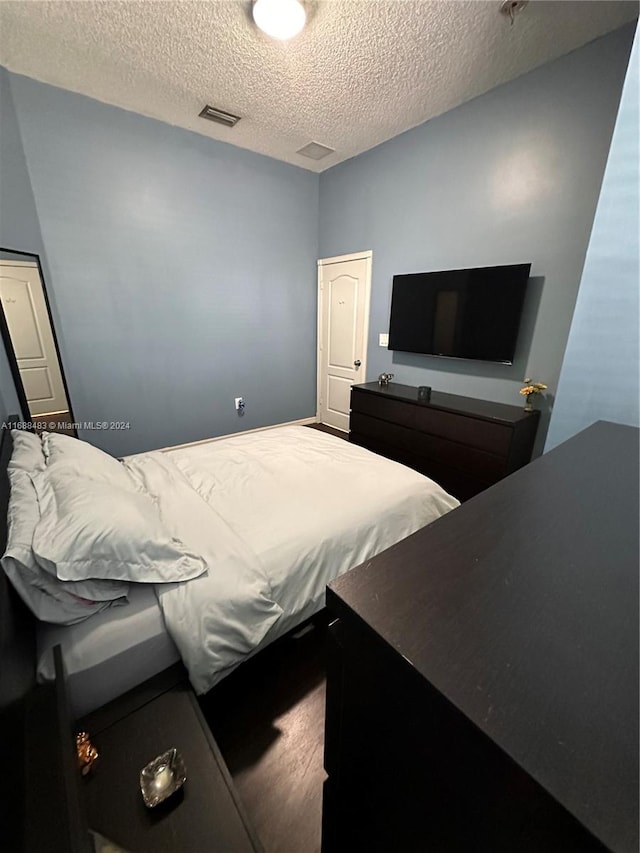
0;248;75;433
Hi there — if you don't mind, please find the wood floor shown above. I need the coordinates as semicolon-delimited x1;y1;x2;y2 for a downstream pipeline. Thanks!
200;617;328;853
305;423;349;441
34;410;76;435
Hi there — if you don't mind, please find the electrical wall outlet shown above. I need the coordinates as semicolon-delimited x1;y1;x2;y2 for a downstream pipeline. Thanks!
379;333;389;347
235;397;244;411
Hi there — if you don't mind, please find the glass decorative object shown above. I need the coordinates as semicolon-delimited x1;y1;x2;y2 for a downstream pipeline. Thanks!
140;748;187;808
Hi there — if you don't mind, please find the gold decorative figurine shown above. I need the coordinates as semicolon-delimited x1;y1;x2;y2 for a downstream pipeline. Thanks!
76;731;99;776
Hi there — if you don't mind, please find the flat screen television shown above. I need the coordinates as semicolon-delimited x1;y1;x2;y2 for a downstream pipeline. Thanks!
388;263;531;364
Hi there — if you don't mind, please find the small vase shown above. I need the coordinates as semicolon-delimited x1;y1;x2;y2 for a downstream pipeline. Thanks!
524;395;534;412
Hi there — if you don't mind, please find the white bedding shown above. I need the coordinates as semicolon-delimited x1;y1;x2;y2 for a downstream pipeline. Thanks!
37;583;180;717
123;425;459;694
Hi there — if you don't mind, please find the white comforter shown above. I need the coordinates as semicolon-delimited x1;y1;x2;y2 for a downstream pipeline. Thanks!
124;426;458;694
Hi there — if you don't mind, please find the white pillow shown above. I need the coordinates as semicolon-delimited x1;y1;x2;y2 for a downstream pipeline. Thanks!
1;468;129;625
31;465;207;584
9;429;45;473
41;431;136;492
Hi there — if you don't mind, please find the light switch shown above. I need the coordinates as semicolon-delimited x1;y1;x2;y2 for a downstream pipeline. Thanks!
379;333;389;347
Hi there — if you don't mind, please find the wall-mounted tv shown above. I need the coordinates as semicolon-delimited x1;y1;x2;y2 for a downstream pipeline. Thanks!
388;263;531;365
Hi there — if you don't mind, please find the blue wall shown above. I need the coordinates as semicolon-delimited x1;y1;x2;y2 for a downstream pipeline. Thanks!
546;32;639;450
1;68;82;427
319;25;635;453
6;73;319;455
0;69;46;258
0;67;41;421
1;24;635;455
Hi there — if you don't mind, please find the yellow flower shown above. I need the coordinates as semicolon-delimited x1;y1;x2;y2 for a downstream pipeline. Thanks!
519;378;546;398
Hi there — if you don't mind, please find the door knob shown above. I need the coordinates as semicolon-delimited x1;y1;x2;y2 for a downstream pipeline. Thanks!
354;360;361;368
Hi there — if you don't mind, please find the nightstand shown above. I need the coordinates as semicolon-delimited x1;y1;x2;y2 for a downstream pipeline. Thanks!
79;665;262;853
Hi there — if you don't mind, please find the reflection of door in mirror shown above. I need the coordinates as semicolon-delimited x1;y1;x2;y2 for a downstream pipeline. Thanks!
0;260;72;431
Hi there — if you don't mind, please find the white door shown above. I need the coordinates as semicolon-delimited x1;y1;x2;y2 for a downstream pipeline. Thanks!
317;252;372;432
0;262;68;417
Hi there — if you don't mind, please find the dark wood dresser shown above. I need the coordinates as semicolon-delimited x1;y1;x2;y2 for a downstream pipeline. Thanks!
323;421;639;853
349;382;540;500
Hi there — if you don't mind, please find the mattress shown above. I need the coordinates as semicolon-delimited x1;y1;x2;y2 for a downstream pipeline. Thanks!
37;583;180;718
36;577;326;718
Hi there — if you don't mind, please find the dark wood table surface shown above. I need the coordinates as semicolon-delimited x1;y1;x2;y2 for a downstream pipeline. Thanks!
328;421;639;853
352;380;538;423
81;679;262;853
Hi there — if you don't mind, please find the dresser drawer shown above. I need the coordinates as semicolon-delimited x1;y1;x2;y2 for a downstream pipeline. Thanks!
412;407;513;456
349;434;490;500
350;391;416;429
350;412;507;482
352;390;514;456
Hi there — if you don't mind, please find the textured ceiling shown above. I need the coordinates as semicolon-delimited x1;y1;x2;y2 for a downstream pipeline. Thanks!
0;1;637;172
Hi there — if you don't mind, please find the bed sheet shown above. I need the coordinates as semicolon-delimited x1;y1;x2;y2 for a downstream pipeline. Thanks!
37;583;180;718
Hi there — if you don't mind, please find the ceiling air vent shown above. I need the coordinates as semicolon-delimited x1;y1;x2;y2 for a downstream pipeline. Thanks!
199;105;241;128
297;141;335;161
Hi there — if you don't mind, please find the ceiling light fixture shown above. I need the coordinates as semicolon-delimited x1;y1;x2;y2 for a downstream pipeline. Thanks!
253;0;306;41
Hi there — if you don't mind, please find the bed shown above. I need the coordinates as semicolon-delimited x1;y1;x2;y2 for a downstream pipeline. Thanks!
3;424;459;716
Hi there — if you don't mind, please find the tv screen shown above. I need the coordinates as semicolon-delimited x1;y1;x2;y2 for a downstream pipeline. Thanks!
388;263;531;364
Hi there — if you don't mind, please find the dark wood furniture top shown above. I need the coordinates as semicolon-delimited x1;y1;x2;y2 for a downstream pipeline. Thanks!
326;421;639;853
349;381;539;500
352;380;537;423
25;647;92;853
80;667;263;853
